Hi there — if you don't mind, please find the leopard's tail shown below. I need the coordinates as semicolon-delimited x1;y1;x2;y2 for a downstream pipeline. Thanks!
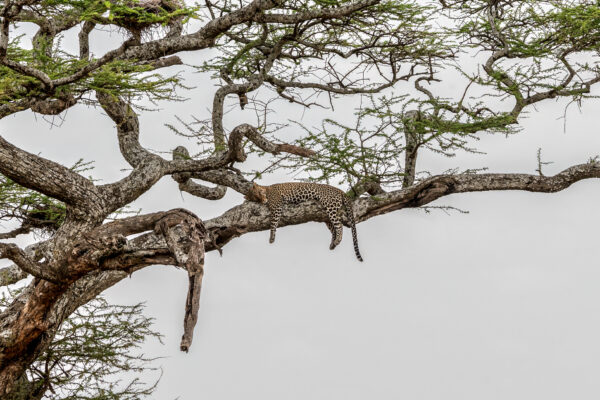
343;196;364;262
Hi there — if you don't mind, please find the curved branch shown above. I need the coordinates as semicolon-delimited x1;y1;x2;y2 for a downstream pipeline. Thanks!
226;123;316;162
212;36;288;149
172;146;227;200
96;92;160;168
0;243;61;283
165;123;315;175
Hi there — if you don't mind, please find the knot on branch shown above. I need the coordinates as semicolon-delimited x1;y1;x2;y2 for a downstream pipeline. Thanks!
347;179;386;199
69;234;128;270
172;146;193;184
154;208;207;352
412;178;455;206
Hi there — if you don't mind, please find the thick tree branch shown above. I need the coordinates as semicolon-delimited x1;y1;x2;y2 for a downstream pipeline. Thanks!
202;161;600;249
96;92;160;168
118;0;283;63
0;136;104;212
358;162;600;221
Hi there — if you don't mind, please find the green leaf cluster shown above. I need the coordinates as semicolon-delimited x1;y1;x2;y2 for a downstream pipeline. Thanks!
2;295;163;400
81;0;196;29
0;175;66;232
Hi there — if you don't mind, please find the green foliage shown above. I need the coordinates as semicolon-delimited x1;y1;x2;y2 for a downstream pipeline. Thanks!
87;60;186;101
197;0;446;83
1;294;163;400
0;38;46;104
0;39;184;106
0;175;67;232
542;2;600;50
81;0;196;28
278;93;511;189
451;1;600;100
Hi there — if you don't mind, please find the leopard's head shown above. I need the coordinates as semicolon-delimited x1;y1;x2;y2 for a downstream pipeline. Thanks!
245;182;268;203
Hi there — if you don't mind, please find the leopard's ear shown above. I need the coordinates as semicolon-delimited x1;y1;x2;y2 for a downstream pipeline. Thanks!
245;182;259;201
259;187;268;203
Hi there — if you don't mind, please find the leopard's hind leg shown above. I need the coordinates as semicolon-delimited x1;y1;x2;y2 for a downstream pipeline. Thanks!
326;211;343;250
325;221;338;250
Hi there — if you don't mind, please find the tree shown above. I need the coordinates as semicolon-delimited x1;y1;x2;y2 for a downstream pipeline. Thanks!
1;0;600;396
2;295;162;400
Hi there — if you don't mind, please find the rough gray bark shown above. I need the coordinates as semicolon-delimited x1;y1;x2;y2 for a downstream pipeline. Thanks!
2;0;600;397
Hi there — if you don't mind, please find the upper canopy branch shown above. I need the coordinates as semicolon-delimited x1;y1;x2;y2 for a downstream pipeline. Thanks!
118;0;284;63
166;123;315;174
252;0;377;24
212;33;289;148
97;91;313;210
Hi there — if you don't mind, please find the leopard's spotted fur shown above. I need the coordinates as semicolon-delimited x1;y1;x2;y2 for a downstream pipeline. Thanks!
245;182;363;261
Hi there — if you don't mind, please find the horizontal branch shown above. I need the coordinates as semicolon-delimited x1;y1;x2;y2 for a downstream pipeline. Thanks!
357;161;600;221
202;161;600;249
0;225;31;240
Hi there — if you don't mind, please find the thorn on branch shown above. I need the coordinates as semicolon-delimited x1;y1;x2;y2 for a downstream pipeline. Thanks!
536;148;553;177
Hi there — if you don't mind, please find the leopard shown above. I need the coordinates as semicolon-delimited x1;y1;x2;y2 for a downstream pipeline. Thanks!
245;182;363;261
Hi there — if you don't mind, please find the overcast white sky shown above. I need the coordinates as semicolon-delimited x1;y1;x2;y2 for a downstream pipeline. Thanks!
3;13;600;400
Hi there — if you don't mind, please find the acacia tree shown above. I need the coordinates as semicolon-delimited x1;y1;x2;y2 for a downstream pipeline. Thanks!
1;0;600;396
3;296;162;400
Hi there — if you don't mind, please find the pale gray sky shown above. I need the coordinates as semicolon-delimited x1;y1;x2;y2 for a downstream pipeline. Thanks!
2;16;600;400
